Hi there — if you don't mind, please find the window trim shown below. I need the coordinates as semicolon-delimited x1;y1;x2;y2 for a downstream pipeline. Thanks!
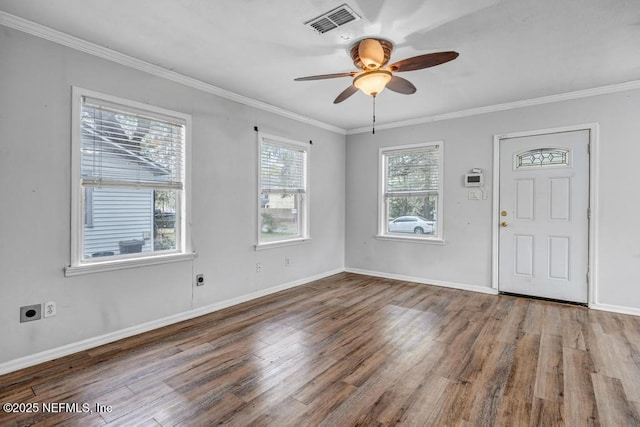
66;87;193;276
256;132;310;249
377;141;444;243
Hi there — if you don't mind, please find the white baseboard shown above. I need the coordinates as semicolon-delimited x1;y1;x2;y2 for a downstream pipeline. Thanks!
345;268;498;295
0;268;344;376
5;269;637;375
346;270;639;317
589;303;640;317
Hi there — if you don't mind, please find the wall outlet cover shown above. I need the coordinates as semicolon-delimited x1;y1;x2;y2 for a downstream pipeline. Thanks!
44;301;56;317
196;274;205;286
20;304;41;322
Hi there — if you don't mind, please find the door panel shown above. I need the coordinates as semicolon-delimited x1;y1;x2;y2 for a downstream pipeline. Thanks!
499;130;589;303
548;236;570;280
514;234;534;276
549;178;570;220
515;179;534;220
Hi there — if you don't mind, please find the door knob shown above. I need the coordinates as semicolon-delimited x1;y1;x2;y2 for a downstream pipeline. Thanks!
501;221;508;227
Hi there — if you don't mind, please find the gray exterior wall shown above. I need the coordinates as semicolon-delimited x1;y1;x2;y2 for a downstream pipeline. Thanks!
84;187;153;257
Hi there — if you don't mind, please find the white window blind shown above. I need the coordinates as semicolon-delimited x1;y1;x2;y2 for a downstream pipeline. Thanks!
81;97;185;189
380;142;443;241
385;145;440;197
257;133;309;247
68;88;192;274
260;139;307;194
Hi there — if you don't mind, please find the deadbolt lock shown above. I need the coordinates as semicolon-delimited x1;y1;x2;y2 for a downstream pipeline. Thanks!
501;211;508;216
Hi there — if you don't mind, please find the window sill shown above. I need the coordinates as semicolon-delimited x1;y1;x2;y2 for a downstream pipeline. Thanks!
64;252;198;277
255;238;311;251
375;235;445;245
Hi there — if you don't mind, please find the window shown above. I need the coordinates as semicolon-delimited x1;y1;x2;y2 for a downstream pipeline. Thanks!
379;142;443;241
67;87;191;275
257;133;309;247
515;148;570;168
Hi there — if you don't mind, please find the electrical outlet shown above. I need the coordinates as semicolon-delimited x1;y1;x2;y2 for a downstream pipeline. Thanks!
20;304;41;322
196;274;205;286
256;262;262;273
44;301;56;318
285;257;291;267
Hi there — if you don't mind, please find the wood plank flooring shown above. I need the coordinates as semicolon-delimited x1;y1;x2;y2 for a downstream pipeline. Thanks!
1;272;640;426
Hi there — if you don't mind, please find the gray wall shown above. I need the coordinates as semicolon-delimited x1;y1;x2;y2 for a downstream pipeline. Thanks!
0;28;346;366
2;23;640;371
345;89;640;312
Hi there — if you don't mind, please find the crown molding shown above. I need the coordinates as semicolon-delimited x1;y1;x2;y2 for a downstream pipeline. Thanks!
0;11;346;135
346;79;640;134
3;11;639;137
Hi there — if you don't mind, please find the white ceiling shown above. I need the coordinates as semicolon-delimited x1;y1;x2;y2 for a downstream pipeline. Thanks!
1;0;639;131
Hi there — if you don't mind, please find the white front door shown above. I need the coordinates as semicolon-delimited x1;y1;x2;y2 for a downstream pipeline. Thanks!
498;130;590;303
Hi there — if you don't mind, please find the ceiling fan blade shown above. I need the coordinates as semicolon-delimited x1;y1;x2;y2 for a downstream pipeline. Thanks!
389;51;459;72
386;76;417;94
334;85;358;104
294;72;356;81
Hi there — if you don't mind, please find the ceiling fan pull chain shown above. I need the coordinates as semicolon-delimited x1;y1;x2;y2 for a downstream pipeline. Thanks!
372;95;376;134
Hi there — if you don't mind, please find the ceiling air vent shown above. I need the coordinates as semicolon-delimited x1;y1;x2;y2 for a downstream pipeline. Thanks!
305;4;361;34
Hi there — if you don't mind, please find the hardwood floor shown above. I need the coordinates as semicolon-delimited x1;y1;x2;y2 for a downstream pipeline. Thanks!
1;272;640;426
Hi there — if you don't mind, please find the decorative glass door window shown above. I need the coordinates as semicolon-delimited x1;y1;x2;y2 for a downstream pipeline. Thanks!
515;148;570;168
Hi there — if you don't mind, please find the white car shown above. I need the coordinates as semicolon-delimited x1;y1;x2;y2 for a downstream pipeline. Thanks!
388;216;434;234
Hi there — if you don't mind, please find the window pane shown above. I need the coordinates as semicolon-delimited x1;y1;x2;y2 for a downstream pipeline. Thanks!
257;134;308;245
386;195;438;235
153;190;177;251
259;193;301;242
72;89;189;268
261;142;306;192
81;101;184;187
386;146;439;193
516;148;569;168
83;187;177;259
381;142;442;240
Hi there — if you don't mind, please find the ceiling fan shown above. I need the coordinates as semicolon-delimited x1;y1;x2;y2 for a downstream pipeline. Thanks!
294;38;459;104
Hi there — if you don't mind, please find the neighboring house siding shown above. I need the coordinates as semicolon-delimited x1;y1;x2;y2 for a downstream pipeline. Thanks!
84;187;153;257
81;145;168;258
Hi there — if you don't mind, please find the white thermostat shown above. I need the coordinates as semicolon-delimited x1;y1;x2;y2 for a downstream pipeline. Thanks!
464;169;483;187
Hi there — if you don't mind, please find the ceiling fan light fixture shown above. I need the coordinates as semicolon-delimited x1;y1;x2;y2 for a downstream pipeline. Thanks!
353;70;392;96
358;38;385;69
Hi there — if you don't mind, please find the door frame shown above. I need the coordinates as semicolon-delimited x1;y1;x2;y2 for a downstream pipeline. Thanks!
491;123;599;305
